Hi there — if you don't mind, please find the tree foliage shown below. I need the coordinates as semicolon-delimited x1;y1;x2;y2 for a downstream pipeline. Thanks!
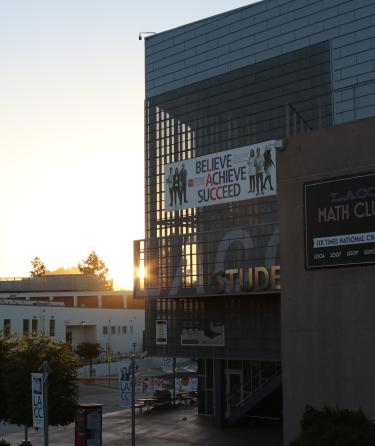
1;336;79;427
78;251;113;290
45;266;81;275
291;405;375;446
76;342;101;377
0;337;10;422
30;256;46;277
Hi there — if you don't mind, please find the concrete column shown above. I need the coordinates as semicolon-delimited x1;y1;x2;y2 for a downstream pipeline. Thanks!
73;295;78;307
97;295;103;308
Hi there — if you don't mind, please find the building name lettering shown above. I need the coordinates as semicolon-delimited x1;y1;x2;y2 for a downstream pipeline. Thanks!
212;265;280;293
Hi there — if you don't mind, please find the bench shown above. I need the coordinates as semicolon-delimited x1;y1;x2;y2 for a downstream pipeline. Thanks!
134;402;146;414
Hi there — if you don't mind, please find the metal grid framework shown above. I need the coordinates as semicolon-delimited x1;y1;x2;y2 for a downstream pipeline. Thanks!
135;41;333;300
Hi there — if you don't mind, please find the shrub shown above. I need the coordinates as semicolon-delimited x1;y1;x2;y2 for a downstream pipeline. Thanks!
291;405;375;446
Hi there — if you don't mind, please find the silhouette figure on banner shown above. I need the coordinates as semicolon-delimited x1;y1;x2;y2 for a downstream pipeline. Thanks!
247;149;255;193
263;149;275;191
166;164;189;209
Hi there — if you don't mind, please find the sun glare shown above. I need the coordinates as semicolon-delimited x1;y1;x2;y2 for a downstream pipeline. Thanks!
137;264;146;289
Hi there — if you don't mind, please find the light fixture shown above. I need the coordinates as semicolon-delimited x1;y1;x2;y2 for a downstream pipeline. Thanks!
139;32;156;40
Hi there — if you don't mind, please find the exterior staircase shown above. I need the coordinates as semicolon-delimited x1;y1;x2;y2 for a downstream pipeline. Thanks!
225;370;282;425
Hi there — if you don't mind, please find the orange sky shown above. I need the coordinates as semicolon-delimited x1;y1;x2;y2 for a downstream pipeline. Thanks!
0;0;253;289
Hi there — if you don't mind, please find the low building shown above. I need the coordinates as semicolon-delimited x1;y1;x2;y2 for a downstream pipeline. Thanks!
0;274;145;354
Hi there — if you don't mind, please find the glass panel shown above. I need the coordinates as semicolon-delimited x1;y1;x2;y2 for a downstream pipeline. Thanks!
206;390;214;415
228;374;241;409
198;389;206;414
142;42;332;297
206;359;213;389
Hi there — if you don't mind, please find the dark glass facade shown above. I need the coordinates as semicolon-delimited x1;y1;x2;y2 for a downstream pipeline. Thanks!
138;0;375;434
136;42;332;358
135;37;334;423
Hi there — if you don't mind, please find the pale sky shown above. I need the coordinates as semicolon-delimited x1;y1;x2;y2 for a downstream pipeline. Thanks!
0;0;255;289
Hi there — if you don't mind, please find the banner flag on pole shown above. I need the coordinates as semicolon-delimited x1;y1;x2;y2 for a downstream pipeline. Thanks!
31;373;44;428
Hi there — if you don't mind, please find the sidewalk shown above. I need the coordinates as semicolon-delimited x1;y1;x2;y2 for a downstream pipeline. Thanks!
1;384;283;446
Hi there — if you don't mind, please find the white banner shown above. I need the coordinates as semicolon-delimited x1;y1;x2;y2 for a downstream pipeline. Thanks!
164;140;279;211
156;320;167;345
181;321;225;347
31;373;44;428
119;363;131;407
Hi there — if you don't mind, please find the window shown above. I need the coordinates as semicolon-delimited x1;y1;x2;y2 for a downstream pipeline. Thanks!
32;318;38;335
122;326;127;335
3;319;11;338
118;326;121;335
102;326;108;335
49;319;55;337
111;326;116;335
23;319;30;336
130;326;133;335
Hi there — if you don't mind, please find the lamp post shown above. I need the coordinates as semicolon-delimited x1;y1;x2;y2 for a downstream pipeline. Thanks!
131;342;136;446
39;360;51;446
138;31;156;40
173;357;176;406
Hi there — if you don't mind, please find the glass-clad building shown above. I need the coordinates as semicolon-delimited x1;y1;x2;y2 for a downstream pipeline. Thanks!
134;0;375;442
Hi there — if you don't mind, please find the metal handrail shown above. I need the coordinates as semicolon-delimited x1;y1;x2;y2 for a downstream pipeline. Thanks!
225;367;281;408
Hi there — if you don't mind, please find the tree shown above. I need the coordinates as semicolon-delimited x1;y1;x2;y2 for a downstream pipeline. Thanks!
76;342;101;377
1;336;79;428
45;265;81;275
0;337;9;423
78;251;113;290
30;256;46;277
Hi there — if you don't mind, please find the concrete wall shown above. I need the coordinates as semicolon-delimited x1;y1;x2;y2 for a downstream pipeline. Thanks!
278;116;375;444
145;0;375;125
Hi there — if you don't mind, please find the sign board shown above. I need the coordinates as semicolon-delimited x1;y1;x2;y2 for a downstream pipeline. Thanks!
31;373;44;428
75;404;103;446
86;407;102;446
212;265;281;293
156;320;167;345
305;172;375;268
135;379;144;394
119;363;131;407
181;321;225;347
164;140;279;211
106;344;112;363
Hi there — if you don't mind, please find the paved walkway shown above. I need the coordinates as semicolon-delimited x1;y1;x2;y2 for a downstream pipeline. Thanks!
1;384;283;446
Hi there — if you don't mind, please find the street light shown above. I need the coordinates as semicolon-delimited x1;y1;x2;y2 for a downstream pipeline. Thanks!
138;32;156;40
131;342;136;446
